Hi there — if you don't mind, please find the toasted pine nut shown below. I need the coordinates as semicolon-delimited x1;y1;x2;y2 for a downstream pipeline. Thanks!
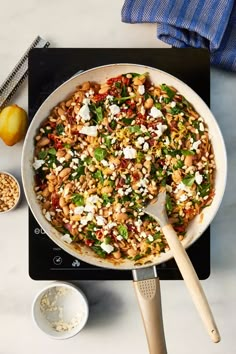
101;186;113;194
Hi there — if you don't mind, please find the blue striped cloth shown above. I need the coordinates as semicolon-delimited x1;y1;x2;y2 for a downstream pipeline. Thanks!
122;0;236;71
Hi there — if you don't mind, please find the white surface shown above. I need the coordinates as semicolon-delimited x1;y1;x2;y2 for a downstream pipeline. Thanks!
0;1;235;354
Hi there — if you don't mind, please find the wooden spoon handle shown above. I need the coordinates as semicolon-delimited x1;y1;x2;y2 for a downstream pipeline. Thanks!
133;277;168;354
162;224;220;343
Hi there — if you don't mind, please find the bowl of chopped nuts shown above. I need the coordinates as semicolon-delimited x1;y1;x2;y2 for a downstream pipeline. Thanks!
32;281;89;339
0;171;21;213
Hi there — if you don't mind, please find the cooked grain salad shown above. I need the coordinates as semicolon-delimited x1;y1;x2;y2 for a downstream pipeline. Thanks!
33;73;215;262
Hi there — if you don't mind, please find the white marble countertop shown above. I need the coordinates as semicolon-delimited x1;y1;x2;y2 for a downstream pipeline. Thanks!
0;1;235;353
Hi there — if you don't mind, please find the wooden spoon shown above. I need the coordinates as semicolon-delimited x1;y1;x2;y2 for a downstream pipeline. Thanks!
144;188;220;343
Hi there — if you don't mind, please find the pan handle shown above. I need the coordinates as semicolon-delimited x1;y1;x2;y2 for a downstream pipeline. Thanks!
133;270;167;354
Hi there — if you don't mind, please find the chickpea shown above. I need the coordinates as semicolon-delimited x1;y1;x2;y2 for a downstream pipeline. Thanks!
144;97;154;109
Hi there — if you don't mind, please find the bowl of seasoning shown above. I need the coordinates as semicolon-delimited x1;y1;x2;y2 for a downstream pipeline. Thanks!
0;171;21;213
32;281;89;339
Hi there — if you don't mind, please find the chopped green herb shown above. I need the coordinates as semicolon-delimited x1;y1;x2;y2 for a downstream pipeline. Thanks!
91;246;106;258
114;96;134;103
104;237;111;244
71;165;85;180
129;125;142;134
161;84;175;100
109;120;117;130
174;160;184;170
117;225;128;240
38;150;48;159
56;124;64;135
181;149;195;156
93;170;104;183
182;174;195;187
136;151;144;163
102;194;114;206
84;156;92;165
154;102;162;110
103;135;112;148
48;148;57;155
94;147;107;161
121;85;128;97
170;105;182;115
64;143;71;149
133;254;143;261
197;182;211;197
95;106;103;122
71;194;84;206
115;82;121;88
125;174;131;184
121;118;134;125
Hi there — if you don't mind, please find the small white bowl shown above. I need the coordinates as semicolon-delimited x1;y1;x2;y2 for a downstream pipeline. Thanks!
32;282;89;339
0;171;21;214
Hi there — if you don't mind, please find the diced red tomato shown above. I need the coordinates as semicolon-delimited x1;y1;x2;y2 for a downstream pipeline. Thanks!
51;193;60;209
48;134;63;149
116;177;126;188
94;93;108;102
106;76;122;85
121;76;130;86
85;239;94;247
120;159;129;169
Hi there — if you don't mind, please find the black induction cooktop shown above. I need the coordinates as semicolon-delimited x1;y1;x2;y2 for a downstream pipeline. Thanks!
28;48;210;280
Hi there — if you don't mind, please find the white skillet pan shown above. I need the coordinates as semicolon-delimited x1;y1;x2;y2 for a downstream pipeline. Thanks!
22;64;227;353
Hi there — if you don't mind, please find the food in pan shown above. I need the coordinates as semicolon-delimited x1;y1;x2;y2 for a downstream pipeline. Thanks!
33;73;215;261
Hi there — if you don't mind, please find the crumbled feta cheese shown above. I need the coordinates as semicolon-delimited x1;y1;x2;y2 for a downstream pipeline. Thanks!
96;216;105;226
116;235;123;241
118;188;124;196
57;157;66;164
87;195;101;204
150;106;163;118
195;171;203;185
101;242;114;254
106;222;117;229
106;95;114;101
61;234;73;244
84;204;95;213
164;136;170;145
140;231;147;238
175;182;190;193
148;235;154;242
123;146;137;159
74;206;84;215
101;159;109;167
137;136;145;145
82;98;90;105
179;194;188;202
33;159;45;170
155;123;168;139
199;122;204;132
78;103;90;121
191;140;201;150
79;125;98;136
125;187;132;195
45;211;51;221
55;165;63;175
143;142;149;152
109;104;120;115
170;101;176;108
138;85;145;95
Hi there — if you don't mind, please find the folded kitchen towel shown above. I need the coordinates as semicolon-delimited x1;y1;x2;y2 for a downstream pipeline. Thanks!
122;0;236;71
